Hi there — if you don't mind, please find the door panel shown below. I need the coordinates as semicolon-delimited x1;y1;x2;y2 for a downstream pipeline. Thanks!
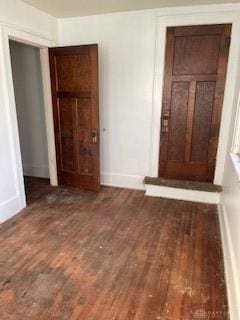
168;82;189;162
173;35;220;75
191;82;216;163
56;55;91;92
49;45;100;192
159;24;231;182
59;97;75;172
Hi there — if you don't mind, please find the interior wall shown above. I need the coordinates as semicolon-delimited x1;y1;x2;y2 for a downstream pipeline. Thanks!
0;0;58;40
0;0;57;222
59;10;156;189
59;6;240;190
220;79;240;319
9;41;49;178
220;159;240;320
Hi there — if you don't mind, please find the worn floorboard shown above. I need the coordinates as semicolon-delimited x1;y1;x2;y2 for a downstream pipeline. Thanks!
0;177;228;319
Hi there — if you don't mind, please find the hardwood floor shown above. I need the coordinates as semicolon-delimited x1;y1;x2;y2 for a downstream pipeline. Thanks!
0;178;228;319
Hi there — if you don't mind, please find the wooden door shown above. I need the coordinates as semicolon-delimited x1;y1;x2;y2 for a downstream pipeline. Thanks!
49;45;100;192
159;24;231;182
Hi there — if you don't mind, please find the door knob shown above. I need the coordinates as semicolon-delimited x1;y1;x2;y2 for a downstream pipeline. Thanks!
91;129;98;144
161;111;170;133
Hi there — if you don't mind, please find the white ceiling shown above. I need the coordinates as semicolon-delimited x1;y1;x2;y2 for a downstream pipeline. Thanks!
22;0;240;18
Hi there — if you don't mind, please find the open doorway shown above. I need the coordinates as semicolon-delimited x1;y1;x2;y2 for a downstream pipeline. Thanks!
9;40;50;204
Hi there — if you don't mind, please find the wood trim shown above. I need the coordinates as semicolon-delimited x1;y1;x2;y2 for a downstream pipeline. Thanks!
172;74;217;81
49;49;61;181
158;28;175;176
52;45;92;55
185;81;196;162
40;49;58;186
90;44;100;191
173;24;228;36
57;91;92;98
208;25;232;171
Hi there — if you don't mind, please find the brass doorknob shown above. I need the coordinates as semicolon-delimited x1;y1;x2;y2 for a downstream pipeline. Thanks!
161;111;170;133
91;129;98;144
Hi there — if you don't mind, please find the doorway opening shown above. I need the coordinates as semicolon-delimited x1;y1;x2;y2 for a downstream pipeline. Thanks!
9;40;50;204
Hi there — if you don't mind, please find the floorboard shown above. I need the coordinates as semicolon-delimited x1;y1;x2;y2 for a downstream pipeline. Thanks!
0;178;228;319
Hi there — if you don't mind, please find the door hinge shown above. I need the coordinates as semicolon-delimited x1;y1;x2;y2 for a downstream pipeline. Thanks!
225;36;231;48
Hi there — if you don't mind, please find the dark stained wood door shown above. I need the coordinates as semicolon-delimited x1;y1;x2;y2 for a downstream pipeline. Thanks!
159;24;231;182
49;45;100;192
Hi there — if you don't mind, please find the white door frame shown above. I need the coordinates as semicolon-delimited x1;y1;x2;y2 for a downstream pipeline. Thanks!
149;6;240;185
1;25;58;209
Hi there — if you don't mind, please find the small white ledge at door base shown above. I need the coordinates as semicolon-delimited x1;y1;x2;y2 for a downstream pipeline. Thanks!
145;184;220;204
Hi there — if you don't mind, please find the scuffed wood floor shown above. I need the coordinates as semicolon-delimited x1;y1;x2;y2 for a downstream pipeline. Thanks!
0;178;228;319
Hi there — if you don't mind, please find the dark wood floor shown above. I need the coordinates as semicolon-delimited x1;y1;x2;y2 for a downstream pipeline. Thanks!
0;178;228;319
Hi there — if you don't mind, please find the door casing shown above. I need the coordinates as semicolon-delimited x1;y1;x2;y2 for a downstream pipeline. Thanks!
149;9;240;186
2;25;58;212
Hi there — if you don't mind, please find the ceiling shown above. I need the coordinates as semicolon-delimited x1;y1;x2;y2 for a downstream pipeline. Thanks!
22;0;240;18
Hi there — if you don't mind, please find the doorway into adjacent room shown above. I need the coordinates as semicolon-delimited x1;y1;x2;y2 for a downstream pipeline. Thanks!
9;40;51;203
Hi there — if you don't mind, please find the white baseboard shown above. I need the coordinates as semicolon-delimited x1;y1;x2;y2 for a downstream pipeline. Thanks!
145;184;220;204
218;204;240;320
0;195;23;223
101;172;145;190
23;164;50;179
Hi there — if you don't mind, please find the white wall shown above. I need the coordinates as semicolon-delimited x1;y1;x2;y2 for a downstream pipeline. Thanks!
59;10;156;189
220;159;240;320
0;0;57;40
0;0;57;221
9;40;49;178
220;83;240;319
59;6;240;191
